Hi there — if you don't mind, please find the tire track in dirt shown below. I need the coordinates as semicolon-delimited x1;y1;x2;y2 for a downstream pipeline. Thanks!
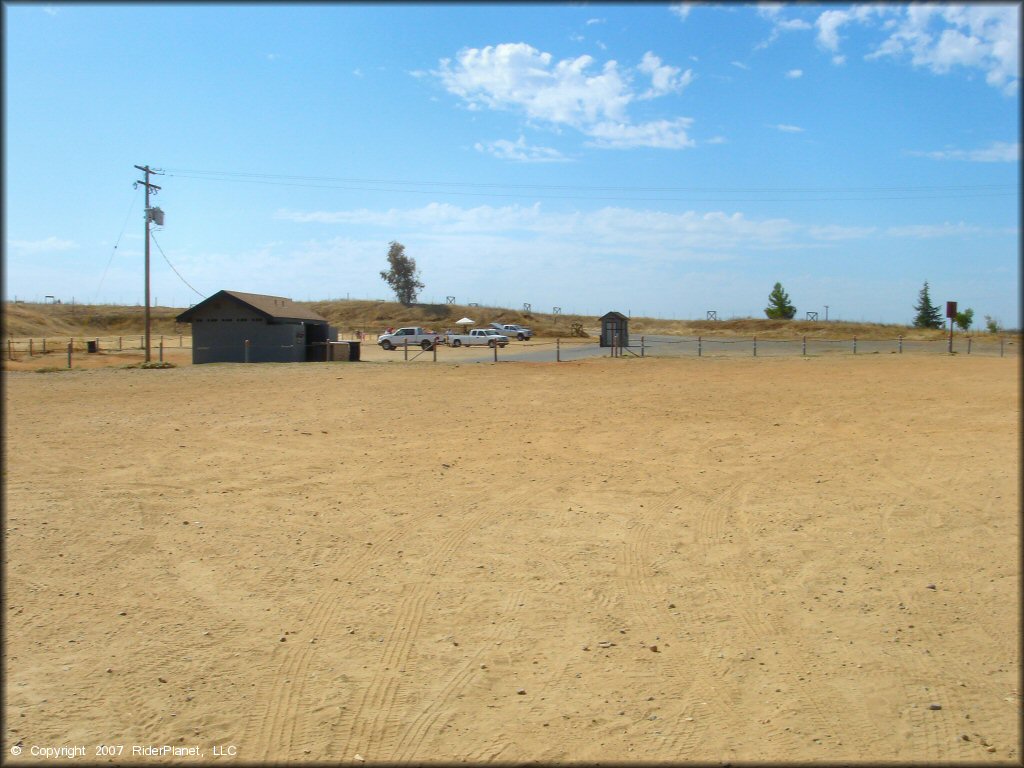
242;522;420;761
614;491;725;759
389;588;526;763
330;480;549;762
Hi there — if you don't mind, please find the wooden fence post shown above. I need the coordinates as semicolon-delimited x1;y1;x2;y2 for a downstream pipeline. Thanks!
493;340;498;362
557;337;561;362
753;336;757;357
7;339;12;361
119;336;123;351
1000;337;1004;357
43;338;47;354
641;335;645;357
898;335;902;354
853;336;857;354
159;337;164;362
67;341;72;369
404;338;408;361
967;336;972;355
698;335;702;357
802;336;806;356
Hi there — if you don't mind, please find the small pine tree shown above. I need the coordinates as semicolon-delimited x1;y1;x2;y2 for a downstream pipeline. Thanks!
380;241;424;306
912;281;944;329
764;282;796;319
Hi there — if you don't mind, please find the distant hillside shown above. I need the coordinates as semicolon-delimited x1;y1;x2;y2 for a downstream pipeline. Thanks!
1;298;1000;341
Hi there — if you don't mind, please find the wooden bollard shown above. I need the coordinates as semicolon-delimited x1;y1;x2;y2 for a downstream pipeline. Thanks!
67;341;72;369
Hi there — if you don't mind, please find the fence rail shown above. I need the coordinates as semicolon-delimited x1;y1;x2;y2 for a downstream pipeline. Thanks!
634;334;1016;358
5;335;193;360
5;332;1017;366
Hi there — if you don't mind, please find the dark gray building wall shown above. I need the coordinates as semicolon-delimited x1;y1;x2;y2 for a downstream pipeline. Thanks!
192;318;306;363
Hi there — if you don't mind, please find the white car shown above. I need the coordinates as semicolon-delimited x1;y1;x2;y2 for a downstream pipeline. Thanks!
489;323;533;340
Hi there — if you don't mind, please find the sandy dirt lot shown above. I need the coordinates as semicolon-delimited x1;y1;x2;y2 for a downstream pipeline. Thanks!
3;354;1020;763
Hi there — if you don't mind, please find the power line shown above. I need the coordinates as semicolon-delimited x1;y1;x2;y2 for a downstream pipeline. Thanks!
94;186;141;301
150;230;205;298
162;167;1016;203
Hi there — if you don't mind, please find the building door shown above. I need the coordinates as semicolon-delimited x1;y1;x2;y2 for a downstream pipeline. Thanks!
305;323;329;361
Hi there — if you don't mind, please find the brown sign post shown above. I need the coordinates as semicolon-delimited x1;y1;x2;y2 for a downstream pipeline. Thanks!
946;301;957;353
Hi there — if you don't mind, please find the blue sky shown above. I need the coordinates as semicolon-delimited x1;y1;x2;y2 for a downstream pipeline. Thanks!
4;2;1020;326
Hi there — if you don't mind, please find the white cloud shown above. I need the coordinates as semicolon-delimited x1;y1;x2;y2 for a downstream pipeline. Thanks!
669;4;691;22
731;61;750;70
774;124;804;133
8;236;77;255
866;5;1020;95
276;202;926;256
785;68;803;78
436;44;631;125
42;6;58;16
638;52;694;99
808;225;877;241
434;43;697;150
756;4;813;49
586;17;606;26
585;119;696;149
886;222;985;238
474;136;571;163
909;141;1020;163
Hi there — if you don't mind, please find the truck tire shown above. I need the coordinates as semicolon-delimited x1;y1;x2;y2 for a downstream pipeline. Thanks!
452;339;462;347
517;333;526;341
381;340;394;351
421;339;433;350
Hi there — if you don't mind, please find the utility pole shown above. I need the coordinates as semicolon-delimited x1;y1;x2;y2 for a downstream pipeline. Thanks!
134;165;162;362
824;305;829;322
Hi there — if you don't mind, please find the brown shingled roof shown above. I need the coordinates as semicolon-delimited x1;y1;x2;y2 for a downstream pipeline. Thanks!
176;290;328;323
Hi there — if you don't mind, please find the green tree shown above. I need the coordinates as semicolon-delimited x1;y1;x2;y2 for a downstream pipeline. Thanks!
764;282;796;319
380;241;424;306
984;314;1000;334
954;307;974;332
912;281;944;329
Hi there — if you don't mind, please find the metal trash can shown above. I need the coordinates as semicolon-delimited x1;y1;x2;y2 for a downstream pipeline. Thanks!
86;340;98;353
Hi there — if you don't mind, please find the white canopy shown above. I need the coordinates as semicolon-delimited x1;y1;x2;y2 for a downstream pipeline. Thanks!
455;317;474;325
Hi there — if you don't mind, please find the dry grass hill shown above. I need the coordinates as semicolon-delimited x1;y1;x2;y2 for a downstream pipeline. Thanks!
3;298;993;342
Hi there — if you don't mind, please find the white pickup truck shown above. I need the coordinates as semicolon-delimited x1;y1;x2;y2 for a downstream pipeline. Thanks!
489;323;534;340
378;327;442;350
446;328;509;348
